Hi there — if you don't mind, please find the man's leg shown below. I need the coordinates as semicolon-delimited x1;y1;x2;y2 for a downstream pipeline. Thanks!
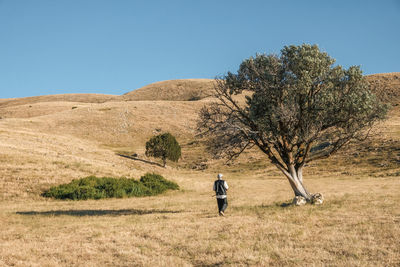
221;198;228;212
217;198;223;212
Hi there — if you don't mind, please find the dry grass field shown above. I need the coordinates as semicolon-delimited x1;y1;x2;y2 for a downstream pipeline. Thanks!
122;79;216;101
0;74;399;266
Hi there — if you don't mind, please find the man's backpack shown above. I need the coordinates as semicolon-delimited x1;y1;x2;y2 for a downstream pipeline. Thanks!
215;180;226;196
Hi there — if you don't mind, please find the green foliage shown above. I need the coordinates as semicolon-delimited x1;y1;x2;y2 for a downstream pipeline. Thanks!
139;173;179;194
198;44;388;198
199;44;388;164
145;132;181;166
42;173;179;200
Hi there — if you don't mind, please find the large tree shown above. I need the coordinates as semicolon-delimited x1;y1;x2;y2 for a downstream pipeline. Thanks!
198;44;387;202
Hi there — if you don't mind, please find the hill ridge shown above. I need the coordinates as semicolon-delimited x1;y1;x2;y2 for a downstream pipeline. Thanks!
1;73;399;108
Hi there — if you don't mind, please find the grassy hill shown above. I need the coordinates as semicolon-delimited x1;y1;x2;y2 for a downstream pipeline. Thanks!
0;73;399;196
0;73;399;193
0;74;399;266
366;72;400;105
0;79;215;112
0;93;119;108
122;79;216;101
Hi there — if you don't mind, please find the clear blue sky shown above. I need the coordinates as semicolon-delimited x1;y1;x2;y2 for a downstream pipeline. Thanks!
1;0;399;98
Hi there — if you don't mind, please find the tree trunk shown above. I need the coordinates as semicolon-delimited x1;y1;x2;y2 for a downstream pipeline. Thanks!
276;163;311;200
287;176;311;200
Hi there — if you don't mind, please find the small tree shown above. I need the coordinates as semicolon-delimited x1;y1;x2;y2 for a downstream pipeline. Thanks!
198;44;388;202
145;133;181;167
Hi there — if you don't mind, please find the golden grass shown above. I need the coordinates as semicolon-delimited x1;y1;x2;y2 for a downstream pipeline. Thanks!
1;174;399;266
366;72;400;105
0;75;399;266
122;79;216;101
0;79;216;111
0;93;119;108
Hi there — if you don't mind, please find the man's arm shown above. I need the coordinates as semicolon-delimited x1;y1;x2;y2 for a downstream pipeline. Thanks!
224;181;229;190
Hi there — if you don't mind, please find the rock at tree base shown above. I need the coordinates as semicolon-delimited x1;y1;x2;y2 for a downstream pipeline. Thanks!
311;193;324;205
293;196;307;206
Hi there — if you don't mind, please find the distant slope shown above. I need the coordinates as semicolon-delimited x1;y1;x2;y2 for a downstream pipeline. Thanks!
122;79;216;101
1;73;398;119
0;79;216;109
0;74;399;200
1;74;398;108
0;93;119;108
366;72;400;105
123;74;400;103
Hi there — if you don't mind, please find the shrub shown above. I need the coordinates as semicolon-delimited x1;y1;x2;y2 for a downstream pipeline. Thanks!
139;173;179;194
42;174;178;200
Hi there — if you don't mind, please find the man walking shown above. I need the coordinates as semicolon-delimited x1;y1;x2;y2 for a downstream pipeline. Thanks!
213;173;229;216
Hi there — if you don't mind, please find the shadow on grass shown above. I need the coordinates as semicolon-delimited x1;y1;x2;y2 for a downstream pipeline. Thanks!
257;200;294;208
116;153;164;168
232;201;294;213
16;208;181;217
279;201;293;207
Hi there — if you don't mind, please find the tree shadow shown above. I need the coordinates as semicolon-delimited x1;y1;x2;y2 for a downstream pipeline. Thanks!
278;201;293;207
16;208;181;217
116;153;164;168
232;201;294;213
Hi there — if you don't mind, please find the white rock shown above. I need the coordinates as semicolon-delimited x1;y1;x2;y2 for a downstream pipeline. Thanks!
293;196;307;206
311;193;324;205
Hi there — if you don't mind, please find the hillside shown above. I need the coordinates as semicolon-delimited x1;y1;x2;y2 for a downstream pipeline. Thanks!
0;73;399;200
0;74;399;266
366;72;400;105
1;73;398;108
122;79;216;101
0;79;216;113
0;93;119;108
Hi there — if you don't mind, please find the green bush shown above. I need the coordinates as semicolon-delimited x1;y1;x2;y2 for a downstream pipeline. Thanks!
42;173;178;200
139;173;179;194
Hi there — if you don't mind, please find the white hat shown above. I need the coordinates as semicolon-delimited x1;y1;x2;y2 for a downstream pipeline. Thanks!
217;173;223;179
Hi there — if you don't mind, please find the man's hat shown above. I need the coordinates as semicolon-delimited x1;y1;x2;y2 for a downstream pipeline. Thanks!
217;173;223;179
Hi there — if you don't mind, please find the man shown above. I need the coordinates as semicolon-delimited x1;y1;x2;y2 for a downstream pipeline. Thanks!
213;173;229;216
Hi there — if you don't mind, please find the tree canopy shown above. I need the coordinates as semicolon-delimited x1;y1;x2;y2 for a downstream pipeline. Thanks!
145;132;181;167
198;44;388;201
